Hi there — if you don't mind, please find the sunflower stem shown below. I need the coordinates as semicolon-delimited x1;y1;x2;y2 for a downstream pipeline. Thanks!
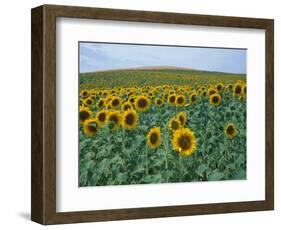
163;134;170;183
122;128;127;170
145;145;149;175
163;138;169;170
178;155;183;182
163;130;168;169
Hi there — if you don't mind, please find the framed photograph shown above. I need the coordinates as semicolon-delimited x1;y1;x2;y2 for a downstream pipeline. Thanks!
31;4;274;225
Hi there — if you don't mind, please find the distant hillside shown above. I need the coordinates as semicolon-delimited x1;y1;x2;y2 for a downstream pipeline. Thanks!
80;66;246;89
85;66;196;74
81;66;243;75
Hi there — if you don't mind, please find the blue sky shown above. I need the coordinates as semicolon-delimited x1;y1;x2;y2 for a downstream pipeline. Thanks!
79;42;246;74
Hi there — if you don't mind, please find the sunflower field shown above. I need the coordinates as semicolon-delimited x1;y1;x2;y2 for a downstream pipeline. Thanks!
79;69;246;186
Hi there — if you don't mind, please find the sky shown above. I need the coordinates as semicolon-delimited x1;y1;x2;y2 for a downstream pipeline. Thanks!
79;42;246;74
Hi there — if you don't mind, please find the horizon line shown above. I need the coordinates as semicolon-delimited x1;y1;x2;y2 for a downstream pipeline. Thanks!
79;65;247;75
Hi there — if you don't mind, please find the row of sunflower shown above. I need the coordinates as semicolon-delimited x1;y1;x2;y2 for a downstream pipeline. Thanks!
80;81;246;112
80;69;245;90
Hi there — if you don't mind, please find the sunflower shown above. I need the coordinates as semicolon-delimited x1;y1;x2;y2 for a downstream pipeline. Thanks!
122;102;132;111
227;84;233;90
122;109;138;129
172;128;197;157
90;95;96;101
210;93;222;106
148;91;154;98
83;118;98;137
169;117;182;132
97;98;105;109
147;127;161;149
176;95;186;107
84;97;94;108
168;94;176;105
208;88;217;96
177;112;187;126
233;83;243;96
107;111;122;130
96;110;108;127
189;93;197;105
155;98;163;106
129;97;135;104
216;83;224;92
111;96;122;109
81;90;89;99
79;106;93;124
135;95;151;112
224;123;238;139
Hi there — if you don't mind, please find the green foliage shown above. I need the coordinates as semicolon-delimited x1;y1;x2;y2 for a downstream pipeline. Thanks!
79;93;246;186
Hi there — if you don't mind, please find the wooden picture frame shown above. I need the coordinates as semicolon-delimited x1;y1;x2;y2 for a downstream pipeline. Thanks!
31;4;274;225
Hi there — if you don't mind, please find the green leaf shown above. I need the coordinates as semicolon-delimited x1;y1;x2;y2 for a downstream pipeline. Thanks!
79;170;88;186
143;174;162;183
96;148;109;159
208;172;225;181
114;173;128;184
226;163;236;170
88;173;100;186
231;170;246;180
150;158;164;168
236;154;245;166
196;164;209;177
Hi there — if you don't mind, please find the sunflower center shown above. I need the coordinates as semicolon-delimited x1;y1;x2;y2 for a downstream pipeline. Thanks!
217;85;222;91
112;99;120;106
226;125;235;135
212;96;219;103
98;113;106;122
235;86;242;94
80;111;90;121
130;98;135;103
110;115;118;124
137;98;147;108
87;122;97;133
171;120;179;130
124;104;131;110
169;96;176;103
125;113;135;125
178;135;191;150
98;100;104;107
209;90;215;95
150;133;158;145
156;99;161;105
86;99;92;105
191;95;196;102
177;97;184;104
